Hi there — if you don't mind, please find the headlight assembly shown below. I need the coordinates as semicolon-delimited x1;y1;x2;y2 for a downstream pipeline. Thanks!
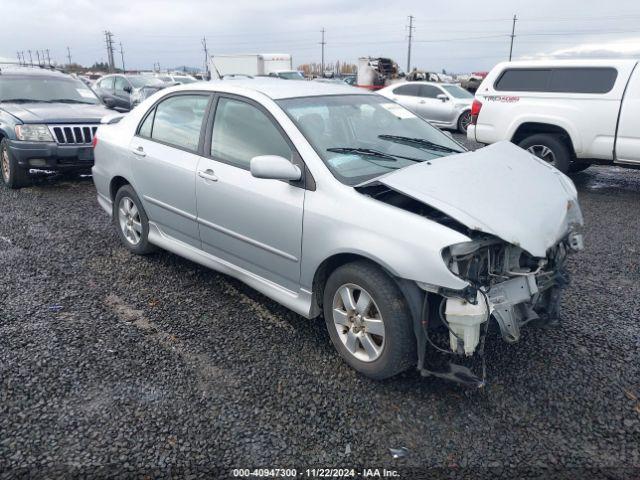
15;124;54;142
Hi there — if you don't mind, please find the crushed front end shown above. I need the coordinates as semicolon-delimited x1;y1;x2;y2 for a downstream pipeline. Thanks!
417;231;584;387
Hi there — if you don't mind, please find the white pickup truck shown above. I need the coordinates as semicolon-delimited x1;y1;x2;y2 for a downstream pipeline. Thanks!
468;59;640;173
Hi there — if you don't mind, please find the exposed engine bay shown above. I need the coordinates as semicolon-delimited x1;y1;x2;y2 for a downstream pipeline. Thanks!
358;182;584;387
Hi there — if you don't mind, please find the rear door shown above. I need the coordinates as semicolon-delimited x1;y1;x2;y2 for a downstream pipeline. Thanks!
95;76;115;104
129;93;212;247
195;95;305;292
615;64;640;164
388;84;422;114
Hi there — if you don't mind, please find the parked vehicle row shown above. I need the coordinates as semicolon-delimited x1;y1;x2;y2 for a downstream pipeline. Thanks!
91;79;584;385
468;59;640;173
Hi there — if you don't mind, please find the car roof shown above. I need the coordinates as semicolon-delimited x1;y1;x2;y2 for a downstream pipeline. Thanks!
0;66;72;79
169;77;370;100
491;59;639;70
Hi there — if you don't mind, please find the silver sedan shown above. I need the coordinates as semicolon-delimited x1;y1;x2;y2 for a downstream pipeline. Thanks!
92;79;583;386
377;81;474;133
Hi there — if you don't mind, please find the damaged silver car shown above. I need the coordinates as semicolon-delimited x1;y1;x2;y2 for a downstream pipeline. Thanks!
92;80;583;386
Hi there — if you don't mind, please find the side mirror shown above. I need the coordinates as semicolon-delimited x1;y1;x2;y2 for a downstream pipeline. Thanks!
250;155;301;181
124;85;132;93
437;94;449;102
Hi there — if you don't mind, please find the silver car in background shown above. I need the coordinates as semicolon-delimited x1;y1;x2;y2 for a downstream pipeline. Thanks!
92;80;583;386
377;81;474;134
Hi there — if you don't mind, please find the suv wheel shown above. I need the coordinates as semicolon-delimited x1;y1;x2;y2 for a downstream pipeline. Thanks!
323;261;416;380
1;139;30;189
518;134;571;174
457;110;472;134
113;185;156;255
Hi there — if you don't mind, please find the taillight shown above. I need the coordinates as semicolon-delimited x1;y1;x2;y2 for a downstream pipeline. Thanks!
91;135;98;148
470;99;482;125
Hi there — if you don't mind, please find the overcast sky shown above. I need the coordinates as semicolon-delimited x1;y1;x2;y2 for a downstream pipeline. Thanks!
3;0;640;73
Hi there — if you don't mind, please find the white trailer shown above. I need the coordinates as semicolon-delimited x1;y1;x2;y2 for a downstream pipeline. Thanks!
209;54;302;79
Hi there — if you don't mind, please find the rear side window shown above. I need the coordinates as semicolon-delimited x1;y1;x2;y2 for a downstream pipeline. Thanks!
393;84;421;96
211;97;292;168
420;85;443;98
495;67;618;94
147;95;209;151
98;77;114;90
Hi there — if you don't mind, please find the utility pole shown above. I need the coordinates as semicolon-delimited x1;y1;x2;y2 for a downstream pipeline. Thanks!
28;50;33;66
509;14;517;61
119;42;125;73
45;49;51;67
66;46;72;67
407;15;415;73
201;37;209;79
36;50;41;66
320;28;326;77
104;30;116;72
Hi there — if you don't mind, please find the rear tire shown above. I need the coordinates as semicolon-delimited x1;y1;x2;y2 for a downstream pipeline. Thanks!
1;139;31;189
518;134;571;174
113;185;156;255
323;261;416;380
457;110;472;134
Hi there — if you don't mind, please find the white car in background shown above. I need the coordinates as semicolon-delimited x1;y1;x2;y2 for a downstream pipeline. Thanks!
154;73;198;85
378;82;474;133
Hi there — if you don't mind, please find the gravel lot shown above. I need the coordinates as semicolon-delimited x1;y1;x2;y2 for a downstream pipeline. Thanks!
1;134;639;477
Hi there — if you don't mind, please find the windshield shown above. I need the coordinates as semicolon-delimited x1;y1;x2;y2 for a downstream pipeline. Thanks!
0;76;100;104
279;94;465;185
441;84;473;99
128;76;165;88
278;71;304;80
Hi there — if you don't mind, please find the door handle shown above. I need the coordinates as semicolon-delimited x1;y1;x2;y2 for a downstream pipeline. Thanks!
131;145;146;157
198;169;218;182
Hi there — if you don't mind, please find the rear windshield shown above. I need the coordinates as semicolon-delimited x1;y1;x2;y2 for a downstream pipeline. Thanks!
494;67;618;94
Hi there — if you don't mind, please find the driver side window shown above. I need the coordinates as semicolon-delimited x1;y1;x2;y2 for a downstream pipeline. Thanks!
114;77;129;95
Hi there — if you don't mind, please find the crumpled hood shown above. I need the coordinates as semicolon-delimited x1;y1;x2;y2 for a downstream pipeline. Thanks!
376;141;583;258
2;102;112;124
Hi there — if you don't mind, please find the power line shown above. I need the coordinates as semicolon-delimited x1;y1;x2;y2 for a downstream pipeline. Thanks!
509;14;517;61
104;30;115;72
407;15;415;72
119;42;125;72
201;37;209;78
320;28;326;75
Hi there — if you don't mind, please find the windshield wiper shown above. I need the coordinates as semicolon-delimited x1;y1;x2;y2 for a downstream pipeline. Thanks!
327;147;423;162
378;134;464;154
47;99;96;104
0;98;48;103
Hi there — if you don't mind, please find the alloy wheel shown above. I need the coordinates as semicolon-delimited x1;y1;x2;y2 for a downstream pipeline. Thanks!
526;144;557;166
459;112;472;133
118;197;142;245
332;283;386;362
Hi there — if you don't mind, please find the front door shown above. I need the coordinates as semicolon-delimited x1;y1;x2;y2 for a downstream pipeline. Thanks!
129;93;212;247
195;95;305;292
113;76;132;111
417;85;455;123
616;66;640;164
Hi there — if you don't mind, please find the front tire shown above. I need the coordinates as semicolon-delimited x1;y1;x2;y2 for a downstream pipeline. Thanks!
113;185;156;255
1;139;31;189
323;261;416;380
518;134;571;174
